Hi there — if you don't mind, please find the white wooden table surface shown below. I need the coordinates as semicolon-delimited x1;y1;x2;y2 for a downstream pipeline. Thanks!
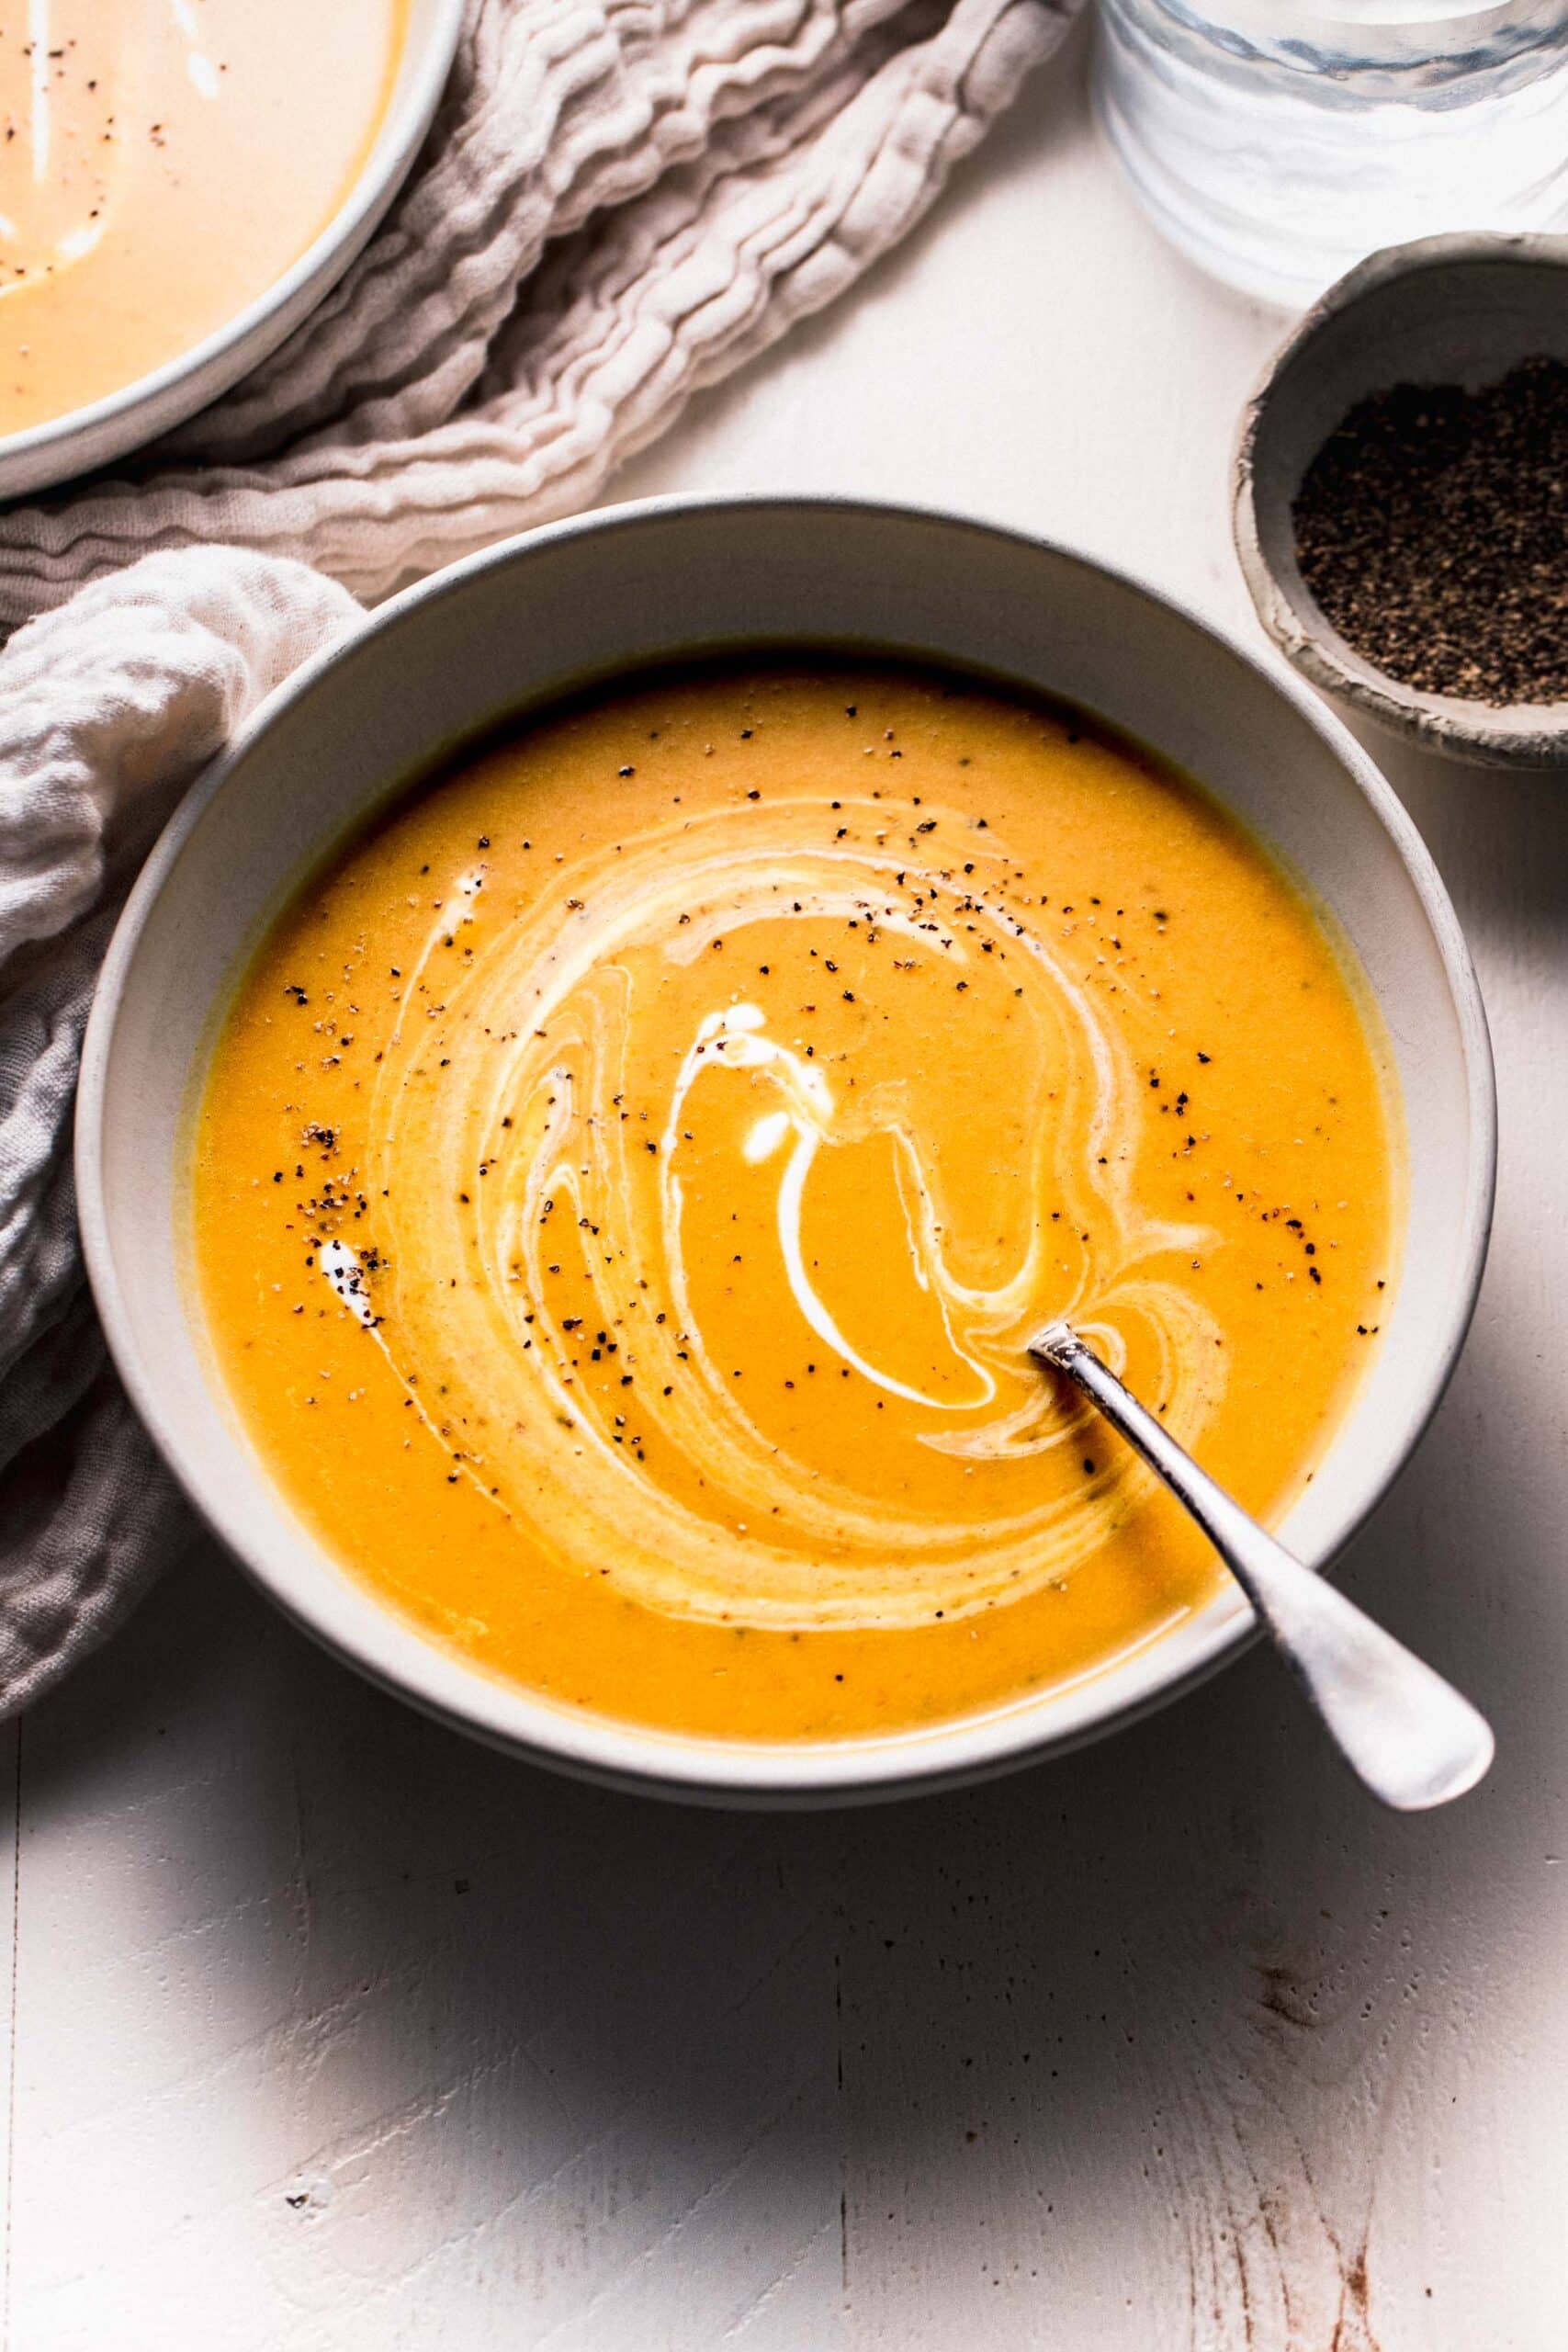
7;35;1563;2350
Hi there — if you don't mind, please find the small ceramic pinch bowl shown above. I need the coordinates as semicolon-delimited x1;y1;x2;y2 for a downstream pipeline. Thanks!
77;497;1496;1806
1235;232;1568;768
0;0;465;503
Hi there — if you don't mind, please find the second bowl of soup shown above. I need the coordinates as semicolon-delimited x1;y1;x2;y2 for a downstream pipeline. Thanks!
0;0;463;496
78;498;1494;1801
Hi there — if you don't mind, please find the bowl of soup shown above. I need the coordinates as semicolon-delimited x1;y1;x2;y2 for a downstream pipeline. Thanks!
0;0;463;499
76;497;1495;1802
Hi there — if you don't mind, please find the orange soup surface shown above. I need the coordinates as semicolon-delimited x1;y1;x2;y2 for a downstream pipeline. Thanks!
0;0;405;435
194;664;1399;1740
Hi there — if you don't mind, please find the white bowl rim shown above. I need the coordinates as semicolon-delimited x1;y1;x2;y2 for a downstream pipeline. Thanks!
75;492;1498;1806
0;0;466;488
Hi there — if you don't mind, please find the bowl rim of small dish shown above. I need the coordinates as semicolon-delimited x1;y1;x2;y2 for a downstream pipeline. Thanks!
75;492;1498;1805
0;0;466;497
1234;230;1568;767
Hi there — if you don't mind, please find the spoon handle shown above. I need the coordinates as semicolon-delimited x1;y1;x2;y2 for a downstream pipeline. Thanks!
1030;1323;1493;1812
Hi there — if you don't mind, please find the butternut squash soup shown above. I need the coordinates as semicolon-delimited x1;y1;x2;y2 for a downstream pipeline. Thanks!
0;0;404;436
194;664;1399;1740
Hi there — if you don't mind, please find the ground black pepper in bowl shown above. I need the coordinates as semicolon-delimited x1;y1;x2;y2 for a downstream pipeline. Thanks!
1292;356;1568;707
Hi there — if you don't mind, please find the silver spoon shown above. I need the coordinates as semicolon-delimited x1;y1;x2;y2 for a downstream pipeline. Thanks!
1029;1321;1493;1811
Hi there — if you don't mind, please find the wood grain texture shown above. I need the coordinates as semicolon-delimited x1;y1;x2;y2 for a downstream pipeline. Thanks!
7;35;1562;2348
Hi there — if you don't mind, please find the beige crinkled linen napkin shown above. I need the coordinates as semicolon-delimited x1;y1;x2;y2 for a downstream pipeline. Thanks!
0;0;1074;622
0;0;1077;1714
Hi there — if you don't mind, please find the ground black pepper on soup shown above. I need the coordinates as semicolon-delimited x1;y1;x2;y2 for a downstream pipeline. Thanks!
193;662;1399;1739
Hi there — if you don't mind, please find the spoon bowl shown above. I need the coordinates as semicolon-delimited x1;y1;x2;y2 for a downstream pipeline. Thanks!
1031;1321;1494;1810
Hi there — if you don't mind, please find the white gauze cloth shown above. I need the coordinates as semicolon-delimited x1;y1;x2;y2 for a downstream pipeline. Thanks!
0;0;1077;1712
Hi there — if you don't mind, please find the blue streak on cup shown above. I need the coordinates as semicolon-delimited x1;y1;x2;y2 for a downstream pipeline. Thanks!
1094;0;1568;308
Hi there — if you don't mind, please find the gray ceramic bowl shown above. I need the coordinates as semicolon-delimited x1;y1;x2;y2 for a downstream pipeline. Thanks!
1235;232;1568;768
0;0;464;502
76;497;1495;1804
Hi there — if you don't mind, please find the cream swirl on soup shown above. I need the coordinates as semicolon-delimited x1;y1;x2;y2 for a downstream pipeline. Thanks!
196;665;1396;1741
338;792;1226;1631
